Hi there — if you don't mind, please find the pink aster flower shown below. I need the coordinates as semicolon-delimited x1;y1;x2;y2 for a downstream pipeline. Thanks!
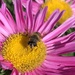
65;0;75;15
22;0;75;16
22;0;75;24
21;0;44;15
0;0;75;75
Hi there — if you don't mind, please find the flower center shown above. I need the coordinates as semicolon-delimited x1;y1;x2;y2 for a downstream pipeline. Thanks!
1;33;46;73
42;0;72;23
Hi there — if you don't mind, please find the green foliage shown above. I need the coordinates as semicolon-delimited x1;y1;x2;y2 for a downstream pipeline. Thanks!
0;68;12;75
4;0;14;16
0;68;5;75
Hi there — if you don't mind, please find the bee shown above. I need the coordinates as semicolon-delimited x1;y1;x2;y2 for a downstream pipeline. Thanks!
28;32;41;48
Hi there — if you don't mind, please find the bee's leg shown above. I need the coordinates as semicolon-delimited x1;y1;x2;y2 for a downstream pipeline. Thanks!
28;42;33;48
33;42;37;47
28;41;37;48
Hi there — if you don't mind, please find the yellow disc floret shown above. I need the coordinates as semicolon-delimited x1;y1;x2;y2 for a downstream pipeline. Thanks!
1;33;46;73
42;0;72;23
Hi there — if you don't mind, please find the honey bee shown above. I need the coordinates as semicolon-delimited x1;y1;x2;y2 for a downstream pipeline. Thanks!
28;32;41;48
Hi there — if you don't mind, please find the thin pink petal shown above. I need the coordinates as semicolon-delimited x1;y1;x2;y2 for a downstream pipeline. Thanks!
49;42;75;55
31;70;37;75
0;12;13;33
22;0;41;15
13;0;25;32
45;31;75;45
0;33;5;41
26;0;33;33
42;60;61;69
11;68;18;75
1;61;13;69
33;7;47;32
42;16;75;42
46;55;75;66
24;72;28;75
32;2;41;15
61;67;75;75
0;1;6;14
0;55;4;61
1;2;16;33
34;69;43;75
5;8;17;33
41;10;64;35
39;65;62;73
38;9;59;34
35;0;44;4
43;72;62;75
0;25;10;37
26;72;33;75
46;32;75;50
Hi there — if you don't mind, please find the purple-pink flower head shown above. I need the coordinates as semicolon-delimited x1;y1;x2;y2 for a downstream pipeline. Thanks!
0;0;75;75
22;0;75;24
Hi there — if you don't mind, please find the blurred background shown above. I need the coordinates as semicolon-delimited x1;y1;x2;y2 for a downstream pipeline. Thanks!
4;0;14;16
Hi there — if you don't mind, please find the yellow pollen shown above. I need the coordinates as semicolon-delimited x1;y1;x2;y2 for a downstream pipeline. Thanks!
42;0;72;23
1;33;46;73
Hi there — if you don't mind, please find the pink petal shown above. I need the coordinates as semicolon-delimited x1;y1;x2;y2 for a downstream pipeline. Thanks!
42;16;75;42
1;2;16;33
0;12;13;34
1;61;13;69
66;0;71;3
24;72;28;75
49;42;75;55
0;55;4;61
31;70;37;75
42;60;61;69
26;71;33;75
39;65;62;73
0;33;5;41
61;67;75;75
41;10;64;35
32;2;41;15
46;32;75;51
44;72;62;75
46;55;75;66
0;25;10;37
35;0;44;4
22;0;41;15
38;9;59;34
5;8;17;33
13;0;25;32
11;68;18;75
34;69;43;75
33;7;47;32
0;1;6;14
26;0;33;33
45;31;75;45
